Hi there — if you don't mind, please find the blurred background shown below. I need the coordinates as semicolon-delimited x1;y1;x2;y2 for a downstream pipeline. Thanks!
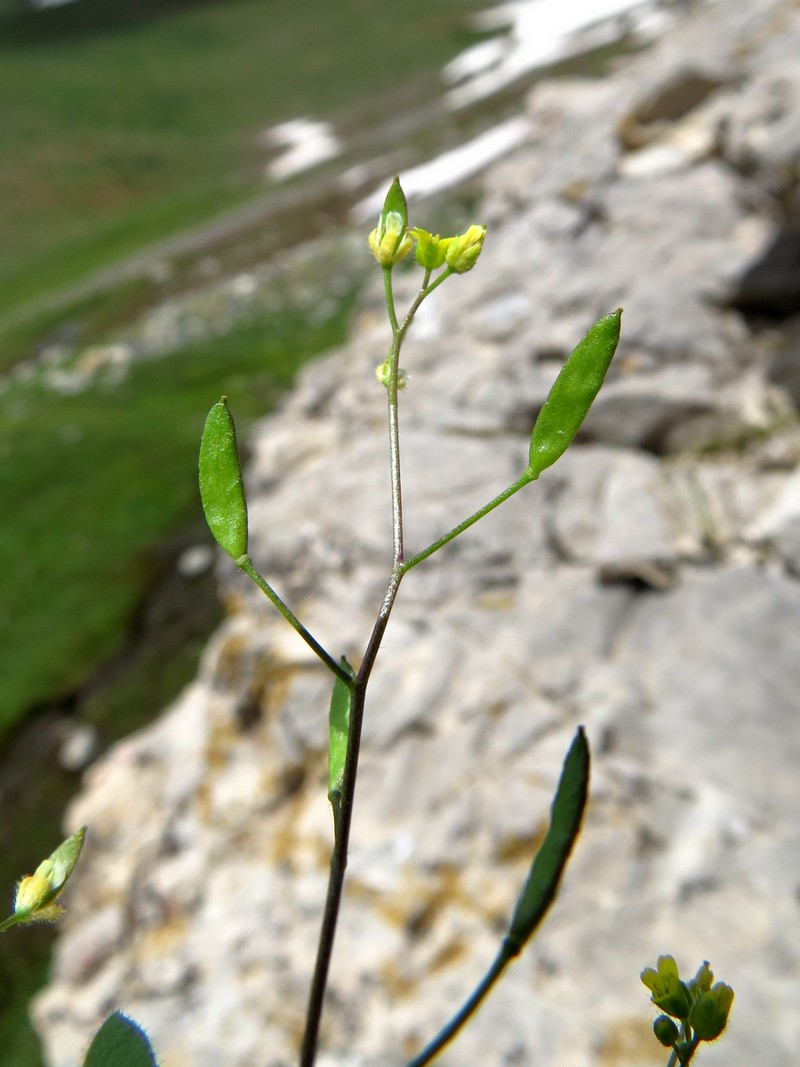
0;1;690;1061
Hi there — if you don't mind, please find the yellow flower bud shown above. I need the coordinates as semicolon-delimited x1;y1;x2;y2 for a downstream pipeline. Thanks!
375;360;408;390
11;826;86;925
368;211;413;267
444;224;487;274
411;228;453;270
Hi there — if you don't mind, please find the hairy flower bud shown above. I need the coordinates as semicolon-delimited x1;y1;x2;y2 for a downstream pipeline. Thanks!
411;228;452;270
444;224;486;273
369;211;412;266
653;1015;680;1047
13;826;86;925
368;177;413;267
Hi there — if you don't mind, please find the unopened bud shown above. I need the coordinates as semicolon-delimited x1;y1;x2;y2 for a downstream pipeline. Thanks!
13;826;86;924
375;360;407;390
444;224;486;273
653;1015;680;1048
368;177;412;267
411;228;452;270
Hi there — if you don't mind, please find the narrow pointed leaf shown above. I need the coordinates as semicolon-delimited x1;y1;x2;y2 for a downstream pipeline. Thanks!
328;658;355;830
83;1011;158;1067
506;727;590;952
527;310;622;478
199;397;248;559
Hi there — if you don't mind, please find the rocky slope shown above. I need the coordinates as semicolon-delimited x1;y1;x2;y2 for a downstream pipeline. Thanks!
34;1;800;1065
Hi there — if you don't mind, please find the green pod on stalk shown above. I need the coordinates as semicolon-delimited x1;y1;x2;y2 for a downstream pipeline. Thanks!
527;310;622;478
199;396;248;560
506;727;590;952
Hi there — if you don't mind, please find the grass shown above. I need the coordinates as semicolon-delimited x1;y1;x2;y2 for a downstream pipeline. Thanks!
0;272;361;737
0;0;484;323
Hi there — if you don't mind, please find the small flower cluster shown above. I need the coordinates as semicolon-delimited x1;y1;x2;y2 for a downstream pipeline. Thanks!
367;177;486;274
642;956;734;1065
12;826;86;926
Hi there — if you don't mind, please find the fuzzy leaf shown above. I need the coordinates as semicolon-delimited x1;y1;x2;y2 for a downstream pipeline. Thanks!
199;397;248;559
527;310;622;478
83;1011;158;1067
506;727;590;951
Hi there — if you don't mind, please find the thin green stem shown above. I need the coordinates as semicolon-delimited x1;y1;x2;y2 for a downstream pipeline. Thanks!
0;914;21;934
235;554;350;684
299;569;403;1067
402;469;536;573
300;261;464;1066
405;941;514;1067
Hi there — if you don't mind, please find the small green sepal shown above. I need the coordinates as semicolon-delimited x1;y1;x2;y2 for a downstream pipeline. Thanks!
690;982;734;1041
199;397;249;560
83;1011;158;1067
527;309;622;478
506;727;590;952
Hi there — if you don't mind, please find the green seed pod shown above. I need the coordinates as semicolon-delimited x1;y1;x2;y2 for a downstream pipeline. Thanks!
506;727;590;952
527;310;622;479
199;397;248;560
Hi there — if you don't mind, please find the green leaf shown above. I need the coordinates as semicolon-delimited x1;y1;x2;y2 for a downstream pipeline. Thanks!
506;727;590;952
328;658;355;831
83;1011;158;1067
527;310;622;478
382;176;408;231
198;397;248;560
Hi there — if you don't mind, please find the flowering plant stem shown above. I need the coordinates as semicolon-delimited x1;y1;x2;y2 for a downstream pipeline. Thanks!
300;265;442;1067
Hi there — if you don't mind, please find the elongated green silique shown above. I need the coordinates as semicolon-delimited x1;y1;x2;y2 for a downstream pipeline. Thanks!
83;1011;157;1067
506;726;590;951
527;310;622;478
405;728;591;1067
199;396;248;560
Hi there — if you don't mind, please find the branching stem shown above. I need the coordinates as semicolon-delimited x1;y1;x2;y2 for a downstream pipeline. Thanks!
236;555;351;685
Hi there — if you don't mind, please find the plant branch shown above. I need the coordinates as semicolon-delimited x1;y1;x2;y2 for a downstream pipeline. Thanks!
405;941;514;1067
236;555;350;684
402;470;535;573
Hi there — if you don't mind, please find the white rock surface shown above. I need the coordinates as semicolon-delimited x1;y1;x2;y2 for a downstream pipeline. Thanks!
35;2;800;1066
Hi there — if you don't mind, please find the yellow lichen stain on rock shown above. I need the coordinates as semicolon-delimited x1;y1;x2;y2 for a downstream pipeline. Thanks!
596;1016;662;1066
493;820;547;864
